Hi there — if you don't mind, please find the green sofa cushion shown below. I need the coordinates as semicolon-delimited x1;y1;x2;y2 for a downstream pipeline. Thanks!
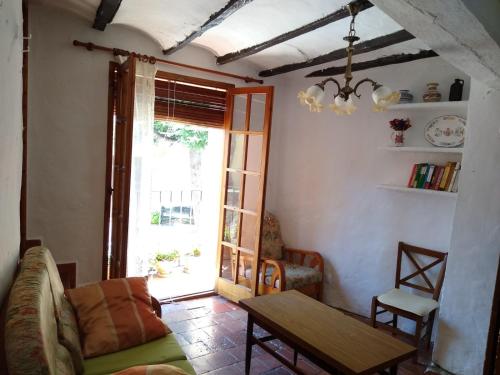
83;334;188;375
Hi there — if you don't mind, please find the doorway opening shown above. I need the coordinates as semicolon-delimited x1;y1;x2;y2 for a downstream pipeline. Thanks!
127;120;224;299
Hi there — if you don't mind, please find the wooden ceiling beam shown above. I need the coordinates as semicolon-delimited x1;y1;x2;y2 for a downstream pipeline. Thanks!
306;50;438;77
163;0;253;56
259;29;414;77
93;0;122;31
216;0;373;65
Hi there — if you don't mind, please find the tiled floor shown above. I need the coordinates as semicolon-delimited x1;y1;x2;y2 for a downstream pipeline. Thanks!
161;295;428;375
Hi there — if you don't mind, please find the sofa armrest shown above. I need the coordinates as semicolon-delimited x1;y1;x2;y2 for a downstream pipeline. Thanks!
260;258;287;291
151;296;161;318
283;248;324;274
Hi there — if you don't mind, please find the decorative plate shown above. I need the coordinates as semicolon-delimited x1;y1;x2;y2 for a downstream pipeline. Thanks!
424;115;466;147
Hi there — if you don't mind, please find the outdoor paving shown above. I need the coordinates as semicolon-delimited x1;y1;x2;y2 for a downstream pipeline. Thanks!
161;295;428;375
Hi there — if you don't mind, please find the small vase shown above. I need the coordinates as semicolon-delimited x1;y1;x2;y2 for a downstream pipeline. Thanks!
391;130;405;147
399;90;413;103
423;82;442;102
449;79;464;101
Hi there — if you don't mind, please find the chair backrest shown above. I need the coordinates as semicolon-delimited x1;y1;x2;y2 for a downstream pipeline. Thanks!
395;241;448;300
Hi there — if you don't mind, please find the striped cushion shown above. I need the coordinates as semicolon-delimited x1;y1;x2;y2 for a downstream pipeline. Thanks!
113;364;189;374
66;277;170;358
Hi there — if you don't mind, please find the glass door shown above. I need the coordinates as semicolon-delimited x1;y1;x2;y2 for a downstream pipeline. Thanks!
216;86;274;302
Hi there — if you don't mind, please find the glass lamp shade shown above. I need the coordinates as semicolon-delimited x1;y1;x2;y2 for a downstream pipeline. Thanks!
372;85;400;112
298;84;325;112
329;95;357;115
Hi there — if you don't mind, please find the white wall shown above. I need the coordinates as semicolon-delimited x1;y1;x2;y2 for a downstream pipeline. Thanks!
0;0;23;302
27;4;259;286
433;80;500;375
265;57;470;316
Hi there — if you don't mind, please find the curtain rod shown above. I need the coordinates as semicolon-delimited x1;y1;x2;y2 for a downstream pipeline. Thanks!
72;40;264;85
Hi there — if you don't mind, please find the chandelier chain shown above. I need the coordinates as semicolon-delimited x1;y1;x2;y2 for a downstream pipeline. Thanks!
348;14;357;38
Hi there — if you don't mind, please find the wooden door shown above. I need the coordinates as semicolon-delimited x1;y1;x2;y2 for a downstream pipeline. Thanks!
216;86;274;302
103;57;136;279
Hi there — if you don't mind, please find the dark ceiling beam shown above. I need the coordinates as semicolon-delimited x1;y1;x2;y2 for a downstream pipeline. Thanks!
216;0;373;65
306;50;438;77
259;29;414;77
163;0;253;56
93;0;122;31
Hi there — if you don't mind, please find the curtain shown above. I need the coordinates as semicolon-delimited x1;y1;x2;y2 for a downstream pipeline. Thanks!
127;61;157;276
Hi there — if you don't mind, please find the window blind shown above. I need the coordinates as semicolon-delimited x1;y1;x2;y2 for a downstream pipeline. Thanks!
155;77;228;128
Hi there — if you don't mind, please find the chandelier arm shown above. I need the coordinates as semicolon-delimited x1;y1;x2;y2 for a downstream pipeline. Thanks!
320;78;342;98
353;78;380;98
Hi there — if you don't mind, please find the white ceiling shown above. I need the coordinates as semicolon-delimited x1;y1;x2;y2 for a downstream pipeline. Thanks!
30;0;430;73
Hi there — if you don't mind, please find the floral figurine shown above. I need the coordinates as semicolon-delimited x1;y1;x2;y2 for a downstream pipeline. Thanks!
389;118;411;147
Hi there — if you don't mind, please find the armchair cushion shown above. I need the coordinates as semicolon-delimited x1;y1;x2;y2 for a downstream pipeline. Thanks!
254;263;322;290
261;211;284;260
377;288;439;316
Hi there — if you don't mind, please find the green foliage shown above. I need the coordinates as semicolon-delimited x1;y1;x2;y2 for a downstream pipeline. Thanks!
153;120;208;150
192;248;201;257
151;211;160;225
153;250;180;263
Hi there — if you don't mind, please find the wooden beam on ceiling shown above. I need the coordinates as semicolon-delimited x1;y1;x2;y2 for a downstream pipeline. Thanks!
216;0;373;65
163;0;253;56
93;0;122;31
259;29;414;77
306;49;438;77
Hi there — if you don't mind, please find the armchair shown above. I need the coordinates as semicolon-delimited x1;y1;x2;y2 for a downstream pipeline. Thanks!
239;212;324;300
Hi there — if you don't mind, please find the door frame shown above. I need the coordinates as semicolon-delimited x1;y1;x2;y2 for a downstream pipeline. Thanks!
216;86;274;301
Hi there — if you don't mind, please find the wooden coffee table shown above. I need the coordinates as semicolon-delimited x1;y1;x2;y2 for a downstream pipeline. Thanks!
239;290;417;375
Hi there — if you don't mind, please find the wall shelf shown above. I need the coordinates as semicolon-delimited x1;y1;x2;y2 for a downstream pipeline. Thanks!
378;146;463;154
377;184;458;198
387;101;468;111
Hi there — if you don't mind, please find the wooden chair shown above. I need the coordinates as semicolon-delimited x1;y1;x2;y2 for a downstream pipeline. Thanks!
238;212;324;300
371;242;447;351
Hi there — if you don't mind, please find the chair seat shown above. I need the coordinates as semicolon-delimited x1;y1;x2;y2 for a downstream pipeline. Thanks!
377;288;439;316
246;263;322;290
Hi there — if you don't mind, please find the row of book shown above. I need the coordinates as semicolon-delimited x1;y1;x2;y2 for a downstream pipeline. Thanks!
407;162;460;192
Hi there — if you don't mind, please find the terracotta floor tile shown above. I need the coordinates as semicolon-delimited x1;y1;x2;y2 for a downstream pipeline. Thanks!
191;316;218;329
202;323;234;338
190;350;239;373
164;309;195;323
182;341;212;359
166;319;197;333
212;302;239;314
180;328;212;345
203;334;238;352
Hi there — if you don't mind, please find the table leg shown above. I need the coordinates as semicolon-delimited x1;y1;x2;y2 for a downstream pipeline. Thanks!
390;364;398;375
245;315;254;375
293;350;298;366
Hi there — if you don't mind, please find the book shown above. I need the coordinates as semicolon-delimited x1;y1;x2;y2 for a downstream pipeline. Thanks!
448;162;461;192
433;166;445;190
451;169;460;192
407;164;418;188
416;164;428;188
424;164;435;189
412;164;423;188
443;162;457;191
430;166;441;190
439;162;452;190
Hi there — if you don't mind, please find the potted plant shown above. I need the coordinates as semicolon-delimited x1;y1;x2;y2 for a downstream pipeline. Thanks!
183;248;202;274
153;250;180;277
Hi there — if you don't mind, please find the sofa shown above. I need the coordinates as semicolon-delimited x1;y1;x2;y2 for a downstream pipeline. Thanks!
4;247;195;375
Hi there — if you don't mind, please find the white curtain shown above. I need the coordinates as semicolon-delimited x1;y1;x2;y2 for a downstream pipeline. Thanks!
127;61;157;276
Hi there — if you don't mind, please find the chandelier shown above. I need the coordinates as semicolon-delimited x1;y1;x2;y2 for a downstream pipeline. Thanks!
298;2;400;115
